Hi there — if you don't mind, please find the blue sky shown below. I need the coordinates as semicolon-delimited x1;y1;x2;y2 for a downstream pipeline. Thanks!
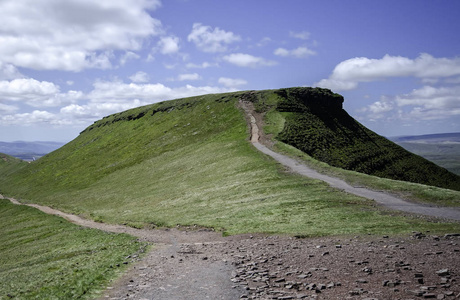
1;0;460;142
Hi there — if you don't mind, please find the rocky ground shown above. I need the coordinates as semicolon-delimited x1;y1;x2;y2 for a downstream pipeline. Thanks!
101;230;460;300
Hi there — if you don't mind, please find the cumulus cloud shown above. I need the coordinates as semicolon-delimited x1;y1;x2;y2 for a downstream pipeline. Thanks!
0;0;162;71
316;53;460;91
218;77;247;88
129;71;150;83
1;77;235;127
0;62;24;80
187;23;241;53
274;46;316;58
0;78;82;107
223;53;277;68
360;85;460;122
60;100;144;121
87;80;231;104
1;110;61;126
157;36;180;54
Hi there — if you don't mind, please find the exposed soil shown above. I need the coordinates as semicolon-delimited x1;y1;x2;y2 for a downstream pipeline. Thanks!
2;101;460;299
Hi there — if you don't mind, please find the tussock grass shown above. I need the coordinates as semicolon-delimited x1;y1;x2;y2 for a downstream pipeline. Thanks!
0;199;147;299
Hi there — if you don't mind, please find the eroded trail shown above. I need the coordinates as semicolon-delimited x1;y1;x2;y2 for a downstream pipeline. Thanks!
239;100;460;221
1;194;245;299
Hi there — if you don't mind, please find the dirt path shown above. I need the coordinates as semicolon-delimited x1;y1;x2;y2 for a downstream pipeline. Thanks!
240;100;460;222
4;194;460;299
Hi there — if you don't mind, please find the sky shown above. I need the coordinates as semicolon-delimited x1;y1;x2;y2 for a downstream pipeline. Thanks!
1;0;460;142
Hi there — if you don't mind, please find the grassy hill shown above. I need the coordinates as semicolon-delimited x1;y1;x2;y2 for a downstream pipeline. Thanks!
271;88;460;191
1;88;460;237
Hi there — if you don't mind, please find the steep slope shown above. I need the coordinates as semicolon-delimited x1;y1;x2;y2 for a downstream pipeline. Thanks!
1;88;459;236
0;153;28;177
267;87;460;191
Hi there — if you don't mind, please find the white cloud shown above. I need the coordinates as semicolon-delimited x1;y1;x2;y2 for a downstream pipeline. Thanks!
218;77;247;88
274;46;316;58
360;85;460;122
157;36;180;54
0;62;24;80
223;53;277;68
187;23;241;53
0;79;59;102
1;110;61;126
88;80;232;104
289;31;311;40
1;78;236;127
395;86;460;112
0;78;83;107
316;53;460;91
177;73;202;81
60;100;144;120
0;0;162;71
129;71;150;83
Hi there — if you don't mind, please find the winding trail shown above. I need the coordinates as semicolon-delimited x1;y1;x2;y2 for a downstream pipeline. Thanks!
240;100;460;221
2;100;460;299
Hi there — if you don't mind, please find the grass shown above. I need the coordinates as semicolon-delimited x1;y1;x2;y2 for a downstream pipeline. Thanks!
0;199;147;300
272;141;460;207
1;89;459;237
1;88;460;298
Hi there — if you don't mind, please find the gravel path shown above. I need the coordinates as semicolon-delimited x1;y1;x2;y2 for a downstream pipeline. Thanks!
241;100;460;222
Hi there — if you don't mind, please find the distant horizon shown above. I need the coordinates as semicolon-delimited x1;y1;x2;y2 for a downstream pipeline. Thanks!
1;131;460;144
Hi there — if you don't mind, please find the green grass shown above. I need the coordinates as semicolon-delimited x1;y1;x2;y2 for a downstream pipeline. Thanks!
272;88;460;191
1;89;459;237
0;199;147;300
0;153;27;177
272;142;460;207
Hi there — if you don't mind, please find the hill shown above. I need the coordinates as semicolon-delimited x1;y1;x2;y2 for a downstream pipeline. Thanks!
1;87;459;236
268;88;460;190
389;133;460;175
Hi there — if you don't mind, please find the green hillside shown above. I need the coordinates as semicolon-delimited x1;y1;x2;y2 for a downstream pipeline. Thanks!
271;87;460;191
1;88;459;237
0;153;28;176
0;199;145;299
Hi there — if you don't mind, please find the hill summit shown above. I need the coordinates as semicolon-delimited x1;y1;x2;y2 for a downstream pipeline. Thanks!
0;87;459;202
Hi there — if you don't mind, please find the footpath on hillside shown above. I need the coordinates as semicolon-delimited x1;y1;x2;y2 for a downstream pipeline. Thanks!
2;101;460;299
3;194;460;299
240;100;460;222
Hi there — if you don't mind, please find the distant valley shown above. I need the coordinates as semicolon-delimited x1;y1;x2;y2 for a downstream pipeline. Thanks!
390;132;460;175
0;141;65;161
